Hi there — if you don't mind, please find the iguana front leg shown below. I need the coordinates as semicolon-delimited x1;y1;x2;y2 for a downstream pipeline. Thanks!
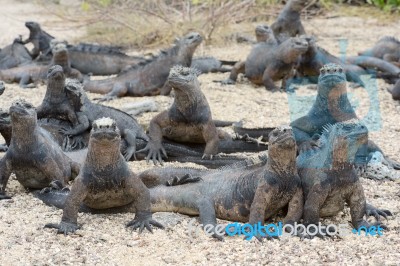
0;156;13;200
138;111;169;165
248;179;278;241
59;112;90;136
201;121;219;159
221;61;245;84
283;186;303;225
44;176;87;234
262;67;279;91
125;175;164;233
96;82;128;102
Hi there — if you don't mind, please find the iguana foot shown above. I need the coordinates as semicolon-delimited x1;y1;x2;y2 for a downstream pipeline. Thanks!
365;203;392;221
123;146;136;161
296;225;335;240
94;95;117;103
166;174;202;186
0;144;8;152
201;154;216;160
44;221;81;235
40;180;64;194
235;133;263;145
126;211;164;233
0;193;12;200
137;142;167;165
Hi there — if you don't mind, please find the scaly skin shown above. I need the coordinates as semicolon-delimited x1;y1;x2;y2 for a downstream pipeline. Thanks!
67;43;145;75
358;36;400;60
0;40;32;70
190;56;236;74
62;79;149;161
83;32;203;101
0;43;82;87
271;0;307;43
139;126;303;241
297;120;390;238
44;118;164;235
0;99;80;200
140;66;230;164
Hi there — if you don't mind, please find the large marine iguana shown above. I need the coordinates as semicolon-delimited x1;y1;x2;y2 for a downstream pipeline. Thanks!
0;39;32;70
83;32;203;101
0;42;82;87
270;0;307;43
59;79;149;160
0;99;80;200
137;126;302;240
16;21;55;59
358;36;400;61
140;66;233;164
222;37;308;90
297;120;390;238
44;117;164;235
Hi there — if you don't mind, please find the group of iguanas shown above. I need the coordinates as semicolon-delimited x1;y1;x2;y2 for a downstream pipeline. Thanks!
0;0;399;241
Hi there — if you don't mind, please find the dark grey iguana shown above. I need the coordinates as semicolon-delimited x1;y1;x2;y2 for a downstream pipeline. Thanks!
60;79;149;160
16;21;55;59
0;99;80;200
358;36;400;61
0;42;82;88
270;0;307;43
44;117;164;235
222;37;308;90
83;32;203;101
190;57;236;74
140;66;234;164
297;120;391;238
137;126;302;240
0;39;32;70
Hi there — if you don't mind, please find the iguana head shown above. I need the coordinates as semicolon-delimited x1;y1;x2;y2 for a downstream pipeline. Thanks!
168;65;200;91
281;37;309;62
255;24;274;43
10;99;37;127
0;81;5;96
25;21;41;32
90;117;121;145
318;63;346;87
47;65;64;80
325;119;368;166
267;125;297;174
65;78;86;111
179;32;203;53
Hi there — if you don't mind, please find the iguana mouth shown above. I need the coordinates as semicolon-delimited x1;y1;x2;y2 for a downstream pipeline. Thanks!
91;131;120;141
319;74;346;84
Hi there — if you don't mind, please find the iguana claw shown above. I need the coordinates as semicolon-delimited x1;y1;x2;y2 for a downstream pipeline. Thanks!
45;221;81;235
126;211;164;233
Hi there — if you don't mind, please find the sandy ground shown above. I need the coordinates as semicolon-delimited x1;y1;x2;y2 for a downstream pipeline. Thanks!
0;1;400;265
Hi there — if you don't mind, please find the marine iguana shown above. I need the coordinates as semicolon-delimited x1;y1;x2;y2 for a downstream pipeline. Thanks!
295;36;366;87
0;39;32;70
297;120;390;238
140;66;231;164
138;126;302;240
271;0;307;43
16;21;54;59
222;37;308;90
60;79;149;160
67;42;145;75
0;108;11;152
83;32;203;101
0;99;80;200
0;42;82;87
36;65;80;126
44;117;164;235
358;36;400;60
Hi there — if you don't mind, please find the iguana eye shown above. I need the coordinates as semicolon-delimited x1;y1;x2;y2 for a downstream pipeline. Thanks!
321;69;326;74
